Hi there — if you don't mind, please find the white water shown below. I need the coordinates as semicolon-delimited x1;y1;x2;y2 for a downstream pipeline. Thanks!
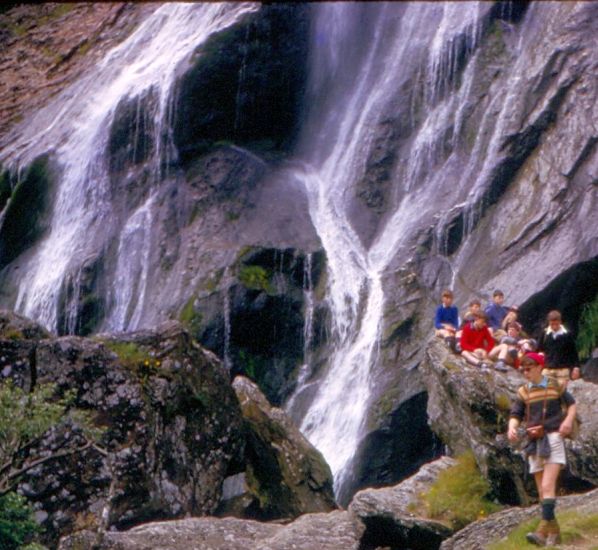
3;3;258;332
292;2;486;496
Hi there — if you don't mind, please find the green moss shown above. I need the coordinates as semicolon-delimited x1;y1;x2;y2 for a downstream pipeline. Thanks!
443;360;461;372
4;328;23;341
488;510;598;549
103;341;161;385
179;295;203;334
225;210;240;222
423;451;501;530
495;393;511;413
238;265;272;292
577;293;598;360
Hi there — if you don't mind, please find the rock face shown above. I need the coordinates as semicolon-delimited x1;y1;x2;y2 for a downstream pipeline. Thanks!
441;488;598;550
0;311;245;546
0;3;154;141
420;338;598;505
224;376;335;520
350;457;456;550
59;511;364;550
0;0;597;508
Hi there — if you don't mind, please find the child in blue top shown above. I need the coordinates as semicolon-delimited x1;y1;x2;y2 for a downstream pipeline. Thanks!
435;290;459;349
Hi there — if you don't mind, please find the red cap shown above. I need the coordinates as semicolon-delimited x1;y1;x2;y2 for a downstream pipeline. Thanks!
525;352;545;366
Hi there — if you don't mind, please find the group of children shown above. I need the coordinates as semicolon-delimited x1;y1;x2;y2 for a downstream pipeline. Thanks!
434;289;581;384
434;288;582;546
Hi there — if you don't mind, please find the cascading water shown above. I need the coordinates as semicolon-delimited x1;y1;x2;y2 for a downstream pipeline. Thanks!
1;2;258;333
288;2;490;499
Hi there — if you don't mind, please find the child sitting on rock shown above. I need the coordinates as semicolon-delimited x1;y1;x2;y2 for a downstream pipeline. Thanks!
460;312;494;369
488;321;523;371
434;289;459;350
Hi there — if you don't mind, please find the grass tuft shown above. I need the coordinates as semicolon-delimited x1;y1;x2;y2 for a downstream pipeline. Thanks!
423;451;501;530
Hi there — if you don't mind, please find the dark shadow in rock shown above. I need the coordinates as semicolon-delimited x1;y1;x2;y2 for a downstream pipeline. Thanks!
518;256;598;338
342;392;442;507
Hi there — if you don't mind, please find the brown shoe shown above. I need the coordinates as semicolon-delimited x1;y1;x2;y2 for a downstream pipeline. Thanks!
545;519;561;545
526;519;549;546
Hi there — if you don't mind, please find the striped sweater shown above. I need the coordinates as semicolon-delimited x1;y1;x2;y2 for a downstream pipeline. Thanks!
509;377;575;433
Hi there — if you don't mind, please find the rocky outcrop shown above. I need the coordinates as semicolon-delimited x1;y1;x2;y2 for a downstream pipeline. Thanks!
59;510;364;550
0;311;245;546
441;488;598;550
420;338;598;505
221;376;335;520
350;457;456;550
0;3;154;142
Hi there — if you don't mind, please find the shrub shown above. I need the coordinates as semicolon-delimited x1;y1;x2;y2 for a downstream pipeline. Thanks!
577;294;598;360
0;380;103;495
103;341;161;385
0;492;39;549
423;451;501;530
238;265;271;292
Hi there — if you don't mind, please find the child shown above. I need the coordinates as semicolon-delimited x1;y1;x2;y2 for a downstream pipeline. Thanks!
434;290;459;350
485;289;508;333
460;312;494;369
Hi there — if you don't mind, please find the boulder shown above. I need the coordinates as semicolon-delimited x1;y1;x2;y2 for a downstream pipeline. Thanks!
224;376;336;520
349;457;456;550
1;317;245;546
58;511;364;550
420;338;598;505
441;487;598;550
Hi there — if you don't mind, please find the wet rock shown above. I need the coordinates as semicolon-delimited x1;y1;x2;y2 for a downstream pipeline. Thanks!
441;487;598;550
173;4;310;162
349;457;457;550
228;376;336;520
0;154;56;270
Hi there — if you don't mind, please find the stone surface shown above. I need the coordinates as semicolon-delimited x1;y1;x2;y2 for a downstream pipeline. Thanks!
0;3;154;142
227;376;336;520
1;312;245;546
441;488;598;550
58;511;364;550
420;338;598;505
349;457;456;550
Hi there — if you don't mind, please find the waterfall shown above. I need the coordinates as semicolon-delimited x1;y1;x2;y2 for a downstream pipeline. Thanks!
2;2;258;333
290;2;488;498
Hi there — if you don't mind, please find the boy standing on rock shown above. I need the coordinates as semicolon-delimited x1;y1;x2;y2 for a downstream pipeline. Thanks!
507;353;577;546
539;310;581;386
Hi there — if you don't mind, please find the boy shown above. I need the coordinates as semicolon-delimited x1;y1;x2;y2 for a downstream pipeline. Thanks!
460;312;494;368
507;353;577;546
434;290;459;347
485;289;508;332
489;321;523;371
538;310;580;385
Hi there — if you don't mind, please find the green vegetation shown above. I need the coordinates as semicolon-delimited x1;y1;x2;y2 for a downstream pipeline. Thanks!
179;295;203;335
0;492;40;550
238;265;272;292
488;510;598;549
238;349;268;388
103;341;161;384
0;378;102;550
577;294;598;360
0;380;103;495
422;451;501;530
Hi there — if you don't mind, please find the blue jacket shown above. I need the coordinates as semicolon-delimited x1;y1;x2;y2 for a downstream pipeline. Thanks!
434;305;459;329
485;303;508;330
